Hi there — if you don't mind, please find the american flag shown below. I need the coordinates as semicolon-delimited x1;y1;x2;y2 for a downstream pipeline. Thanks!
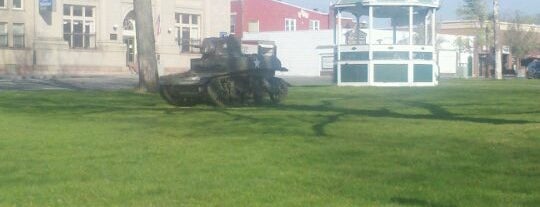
155;15;161;36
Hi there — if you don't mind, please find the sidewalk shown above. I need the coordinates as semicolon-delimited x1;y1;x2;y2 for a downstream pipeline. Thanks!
0;75;139;91
0;75;333;91
279;75;333;86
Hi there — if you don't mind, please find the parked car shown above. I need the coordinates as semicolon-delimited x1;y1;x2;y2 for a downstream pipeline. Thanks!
527;60;540;79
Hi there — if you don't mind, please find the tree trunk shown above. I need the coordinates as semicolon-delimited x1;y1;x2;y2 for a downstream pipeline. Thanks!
484;24;492;78
133;0;159;92
517;57;522;73
480;21;487;78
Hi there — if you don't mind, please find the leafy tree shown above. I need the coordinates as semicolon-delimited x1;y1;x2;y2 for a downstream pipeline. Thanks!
457;0;491;77
504;12;540;69
457;0;488;23
501;11;535;24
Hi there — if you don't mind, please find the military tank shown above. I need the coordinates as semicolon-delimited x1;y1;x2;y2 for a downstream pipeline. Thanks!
159;36;288;107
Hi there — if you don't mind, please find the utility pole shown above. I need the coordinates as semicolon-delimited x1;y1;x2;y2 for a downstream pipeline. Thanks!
493;0;503;79
133;0;159;92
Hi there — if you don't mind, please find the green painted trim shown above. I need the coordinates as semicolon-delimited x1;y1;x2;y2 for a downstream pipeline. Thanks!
413;52;433;60
341;64;369;83
374;64;408;82
341;52;370;61
413;64;433;82
373;52;409;60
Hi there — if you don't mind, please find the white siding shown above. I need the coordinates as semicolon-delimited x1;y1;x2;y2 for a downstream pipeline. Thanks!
438;50;457;74
243;30;334;76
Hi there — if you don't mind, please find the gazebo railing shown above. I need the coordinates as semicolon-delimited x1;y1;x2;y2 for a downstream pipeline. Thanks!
339;44;434;61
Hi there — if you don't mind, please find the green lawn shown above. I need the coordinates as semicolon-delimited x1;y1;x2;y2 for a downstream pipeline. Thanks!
0;80;539;206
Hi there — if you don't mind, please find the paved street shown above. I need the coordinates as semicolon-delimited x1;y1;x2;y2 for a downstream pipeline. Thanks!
279;75;333;86
0;76;139;91
0;78;71;90
0;75;332;91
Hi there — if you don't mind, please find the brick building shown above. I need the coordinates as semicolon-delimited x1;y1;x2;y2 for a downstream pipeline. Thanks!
231;0;352;38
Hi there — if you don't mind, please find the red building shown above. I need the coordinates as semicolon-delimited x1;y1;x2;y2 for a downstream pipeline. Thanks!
231;0;340;38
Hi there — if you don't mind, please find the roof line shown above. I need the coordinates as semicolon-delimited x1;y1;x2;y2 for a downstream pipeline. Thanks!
269;0;329;15
442;20;539;26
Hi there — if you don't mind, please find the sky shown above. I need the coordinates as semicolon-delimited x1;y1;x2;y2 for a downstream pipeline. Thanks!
281;0;540;21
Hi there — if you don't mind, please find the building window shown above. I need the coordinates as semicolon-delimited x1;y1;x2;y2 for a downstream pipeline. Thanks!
309;20;320;31
321;56;333;72
12;0;22;9
123;11;135;31
285;18;296;31
0;23;7;47
248;20;259;32
230;15;236;34
12;23;24;48
0;0;5;8
175;13;200;53
63;5;96;49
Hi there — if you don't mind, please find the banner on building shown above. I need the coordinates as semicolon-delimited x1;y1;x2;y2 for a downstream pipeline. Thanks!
39;0;53;12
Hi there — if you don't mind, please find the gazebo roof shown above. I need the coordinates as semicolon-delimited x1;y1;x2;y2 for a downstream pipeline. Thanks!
335;0;440;8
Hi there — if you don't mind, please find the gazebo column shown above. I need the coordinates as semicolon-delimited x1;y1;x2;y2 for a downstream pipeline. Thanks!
409;6;414;85
337;9;343;85
333;8;338;84
409;6;414;47
368;6;374;84
425;11;429;45
368;6;373;47
355;14;361;44
432;8;436;48
393;23;397;45
432;8;437;83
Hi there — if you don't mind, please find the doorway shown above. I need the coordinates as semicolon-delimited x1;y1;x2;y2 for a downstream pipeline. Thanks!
178;27;191;52
124;37;135;65
123;11;136;66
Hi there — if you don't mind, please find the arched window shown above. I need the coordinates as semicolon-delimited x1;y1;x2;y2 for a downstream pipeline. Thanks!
123;11;135;31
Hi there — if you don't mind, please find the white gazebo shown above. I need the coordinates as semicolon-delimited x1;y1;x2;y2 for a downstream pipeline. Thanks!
333;0;440;86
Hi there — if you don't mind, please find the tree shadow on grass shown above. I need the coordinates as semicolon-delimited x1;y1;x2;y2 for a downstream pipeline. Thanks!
312;113;346;136
275;100;536;137
0;91;537;137
390;197;456;207
282;102;533;125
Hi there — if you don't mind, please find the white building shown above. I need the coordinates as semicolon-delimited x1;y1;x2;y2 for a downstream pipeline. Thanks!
0;0;230;77
244;30;335;77
244;28;472;79
437;34;474;78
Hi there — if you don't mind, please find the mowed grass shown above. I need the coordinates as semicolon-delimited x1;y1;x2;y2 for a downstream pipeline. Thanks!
0;80;539;207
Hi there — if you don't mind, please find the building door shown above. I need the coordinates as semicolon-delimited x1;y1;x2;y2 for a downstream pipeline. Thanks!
123;11;136;66
178;27;191;52
438;50;458;75
124;37;135;65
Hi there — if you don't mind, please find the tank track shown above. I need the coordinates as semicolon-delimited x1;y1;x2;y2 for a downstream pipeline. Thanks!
206;75;288;107
159;84;201;107
160;75;288;107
